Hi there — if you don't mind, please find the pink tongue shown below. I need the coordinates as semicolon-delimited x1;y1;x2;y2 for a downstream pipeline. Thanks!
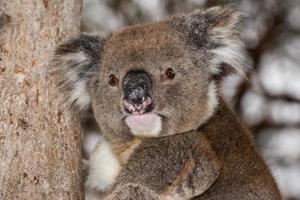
126;113;157;128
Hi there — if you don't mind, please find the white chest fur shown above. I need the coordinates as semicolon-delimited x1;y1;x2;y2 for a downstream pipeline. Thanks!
85;137;121;191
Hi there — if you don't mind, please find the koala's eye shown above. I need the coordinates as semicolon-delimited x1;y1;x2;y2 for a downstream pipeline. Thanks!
165;68;175;80
109;75;119;86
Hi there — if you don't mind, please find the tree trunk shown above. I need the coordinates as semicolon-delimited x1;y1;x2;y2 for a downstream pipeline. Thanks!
0;1;83;199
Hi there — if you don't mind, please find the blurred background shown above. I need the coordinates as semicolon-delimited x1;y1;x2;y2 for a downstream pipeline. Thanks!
81;0;300;199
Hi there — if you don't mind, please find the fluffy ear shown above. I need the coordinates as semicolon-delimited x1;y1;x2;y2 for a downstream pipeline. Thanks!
172;6;251;77
51;33;106;112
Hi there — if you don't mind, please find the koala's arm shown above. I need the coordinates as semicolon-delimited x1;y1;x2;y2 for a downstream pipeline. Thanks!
105;155;220;200
105;184;160;200
158;138;222;200
104;132;221;200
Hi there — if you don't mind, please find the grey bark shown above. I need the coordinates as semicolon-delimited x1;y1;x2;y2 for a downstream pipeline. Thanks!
0;0;83;199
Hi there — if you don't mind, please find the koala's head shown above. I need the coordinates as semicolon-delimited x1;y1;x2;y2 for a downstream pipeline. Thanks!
52;7;250;141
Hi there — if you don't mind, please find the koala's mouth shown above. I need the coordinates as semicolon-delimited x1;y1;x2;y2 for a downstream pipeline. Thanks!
123;97;154;115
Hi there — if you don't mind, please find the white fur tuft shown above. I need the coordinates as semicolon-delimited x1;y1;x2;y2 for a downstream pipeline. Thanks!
209;12;251;77
85;138;121;191
83;131;102;156
69;80;91;110
210;38;249;77
52;50;93;111
125;115;162;137
202;81;219;123
62;51;90;65
207;81;218;115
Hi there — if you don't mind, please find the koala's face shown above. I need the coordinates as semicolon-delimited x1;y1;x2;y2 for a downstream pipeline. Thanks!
93;23;216;140
53;7;249;141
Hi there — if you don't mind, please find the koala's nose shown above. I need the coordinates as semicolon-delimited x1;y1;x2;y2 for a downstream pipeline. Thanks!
123;70;153;114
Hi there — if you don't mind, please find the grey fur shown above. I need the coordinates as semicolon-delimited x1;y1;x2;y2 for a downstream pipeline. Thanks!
51;6;281;200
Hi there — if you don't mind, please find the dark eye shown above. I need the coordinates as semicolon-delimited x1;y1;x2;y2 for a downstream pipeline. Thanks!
109;75;119;86
165;68;175;80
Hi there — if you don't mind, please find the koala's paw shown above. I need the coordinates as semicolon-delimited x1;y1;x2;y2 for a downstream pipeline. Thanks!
83;131;102;156
85;188;103;200
85;138;121;191
105;184;160;200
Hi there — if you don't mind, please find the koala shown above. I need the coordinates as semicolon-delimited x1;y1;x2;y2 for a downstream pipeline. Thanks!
52;6;281;200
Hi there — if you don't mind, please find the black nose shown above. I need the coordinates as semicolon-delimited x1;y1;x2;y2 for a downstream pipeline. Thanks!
123;70;153;114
